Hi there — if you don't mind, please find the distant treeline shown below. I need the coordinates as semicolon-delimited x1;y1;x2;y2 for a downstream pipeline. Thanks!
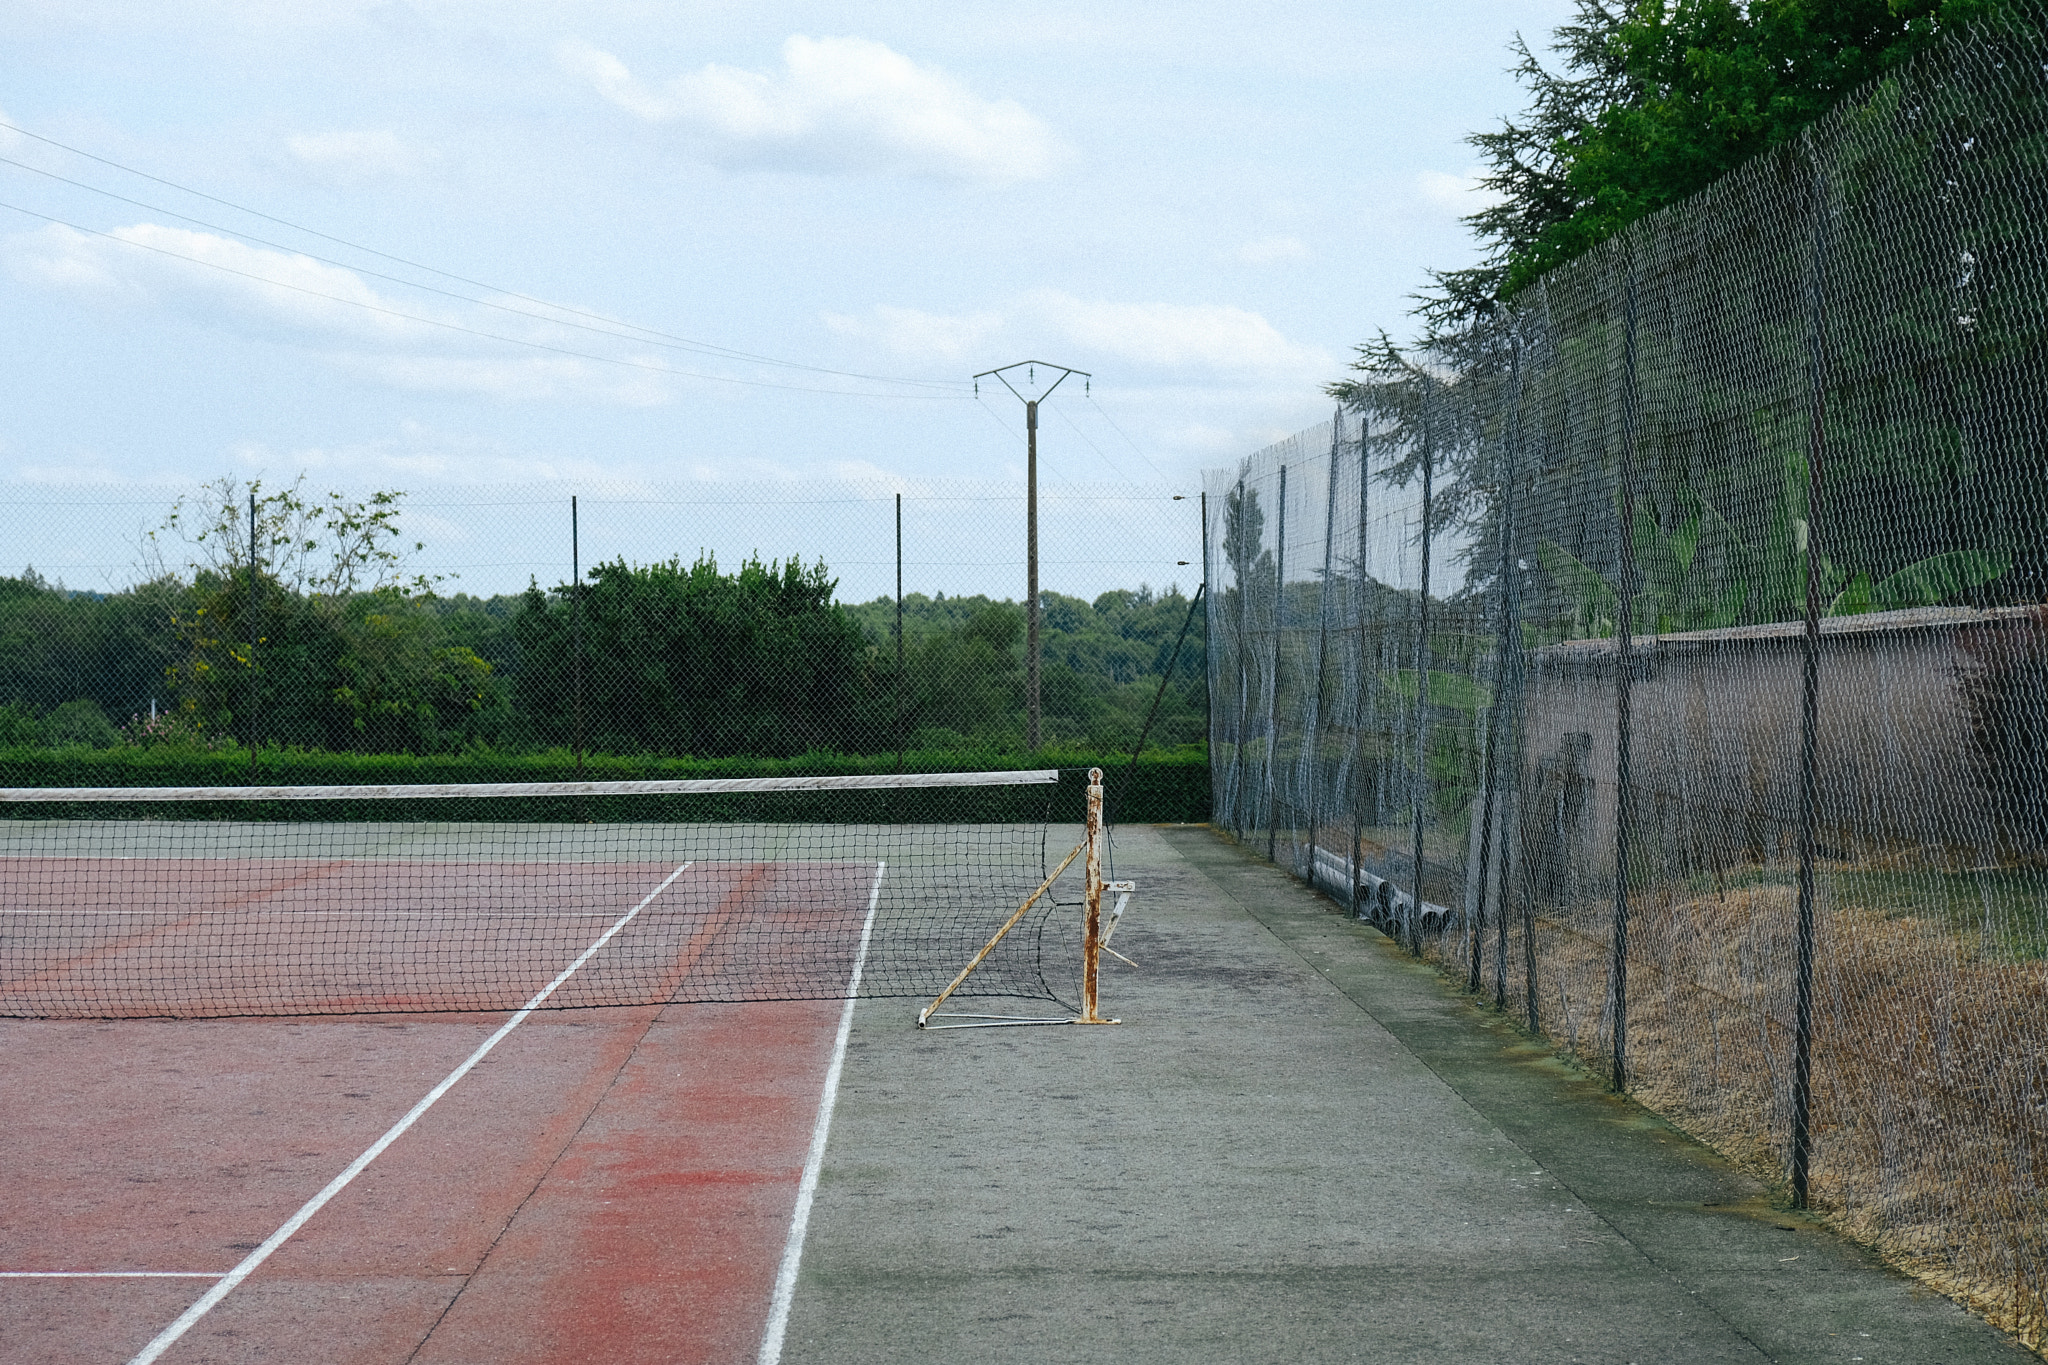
0;556;1206;763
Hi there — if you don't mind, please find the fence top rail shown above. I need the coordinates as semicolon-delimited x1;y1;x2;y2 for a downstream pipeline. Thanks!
1530;605;2039;665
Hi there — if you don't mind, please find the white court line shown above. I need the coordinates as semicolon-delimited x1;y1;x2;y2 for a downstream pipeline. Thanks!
0;912;643;925
0;910;656;919
0;1272;221;1278
123;860;694;1365
757;859;885;1365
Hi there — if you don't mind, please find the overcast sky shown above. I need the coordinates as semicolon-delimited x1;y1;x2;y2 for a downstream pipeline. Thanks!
0;0;1571;598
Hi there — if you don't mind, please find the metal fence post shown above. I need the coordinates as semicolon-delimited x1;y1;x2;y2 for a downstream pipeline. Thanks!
1791;163;1832;1211
1610;274;1642;1094
1306;412;1343;882
895;492;906;773
1495;325;1525;1011
1470;341;1514;994
1202;489;1217;824
1233;478;1251;837
1266;464;1288;861
1349;419;1372;919
247;491;260;776
572;495;584;782
1409;380;1434;957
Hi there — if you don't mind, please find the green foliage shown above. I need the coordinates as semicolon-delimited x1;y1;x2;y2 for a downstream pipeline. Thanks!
0;701;39;747
0;478;1208;775
147;475;438;597
118;706;226;751
133;479;491;753
0;572;184;729
1383;668;1495;713
1534;453;2011;636
1427;0;2010;322
842;584;1207;753
511;552;881;758
40;699;120;749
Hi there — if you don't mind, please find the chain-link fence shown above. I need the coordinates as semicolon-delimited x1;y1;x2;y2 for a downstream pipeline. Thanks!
1209;6;2048;1348
0;480;1208;817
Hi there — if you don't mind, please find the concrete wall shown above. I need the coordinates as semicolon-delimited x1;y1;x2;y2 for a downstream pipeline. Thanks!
1517;605;2040;890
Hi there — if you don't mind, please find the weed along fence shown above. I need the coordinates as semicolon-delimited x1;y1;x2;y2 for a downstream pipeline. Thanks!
1207;6;2048;1350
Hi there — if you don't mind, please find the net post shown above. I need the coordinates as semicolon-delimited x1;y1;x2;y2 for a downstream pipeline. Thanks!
1076;766;1120;1025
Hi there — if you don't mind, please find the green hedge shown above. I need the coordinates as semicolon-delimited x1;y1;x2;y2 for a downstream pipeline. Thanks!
0;742;1210;824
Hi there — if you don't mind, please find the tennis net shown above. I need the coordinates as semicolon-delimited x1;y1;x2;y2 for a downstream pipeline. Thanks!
0;768;1094;1020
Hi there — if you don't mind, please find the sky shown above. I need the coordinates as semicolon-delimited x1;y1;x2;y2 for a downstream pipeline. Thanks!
0;0;1573;601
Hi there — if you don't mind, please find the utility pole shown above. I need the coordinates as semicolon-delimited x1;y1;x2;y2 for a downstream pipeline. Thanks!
973;360;1089;751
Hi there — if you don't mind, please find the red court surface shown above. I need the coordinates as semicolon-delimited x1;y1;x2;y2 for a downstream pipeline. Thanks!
0;858;877;1016
0;860;872;1364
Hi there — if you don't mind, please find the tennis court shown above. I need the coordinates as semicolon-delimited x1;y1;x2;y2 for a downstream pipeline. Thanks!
0;770;1107;1364
4;995;847;1363
2;782;2035;1362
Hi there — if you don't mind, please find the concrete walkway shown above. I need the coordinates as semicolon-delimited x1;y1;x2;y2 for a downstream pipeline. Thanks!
781;825;2025;1364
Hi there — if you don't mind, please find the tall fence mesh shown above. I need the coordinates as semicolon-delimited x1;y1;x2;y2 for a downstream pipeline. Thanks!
1209;7;2048;1348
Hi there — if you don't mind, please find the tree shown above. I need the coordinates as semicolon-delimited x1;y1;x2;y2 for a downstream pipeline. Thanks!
512;553;883;758
1427;0;2009;325
0;572;184;728
147;478;491;752
839;587;1206;752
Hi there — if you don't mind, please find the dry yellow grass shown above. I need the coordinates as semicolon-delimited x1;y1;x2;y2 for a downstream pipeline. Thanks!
1432;878;2048;1353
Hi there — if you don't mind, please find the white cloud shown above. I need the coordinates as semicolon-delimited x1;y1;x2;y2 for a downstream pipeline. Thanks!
1416;167;1503;217
8;456;136;485
231;425;621;485
1234;235;1310;265
560;35;1063;183
824;304;1002;362
285;128;438;183
826;291;1331;384
1029;291;1330;380
334;353;670;406
5;221;676;405
10;221;431;342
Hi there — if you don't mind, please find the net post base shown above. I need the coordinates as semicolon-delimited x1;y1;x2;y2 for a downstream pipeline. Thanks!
917;1011;1120;1029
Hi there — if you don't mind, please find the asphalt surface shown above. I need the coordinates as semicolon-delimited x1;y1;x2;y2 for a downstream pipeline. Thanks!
780;824;2026;1365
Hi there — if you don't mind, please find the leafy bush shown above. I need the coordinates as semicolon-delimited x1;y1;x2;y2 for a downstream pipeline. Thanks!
40;699;119;749
0;701;38;747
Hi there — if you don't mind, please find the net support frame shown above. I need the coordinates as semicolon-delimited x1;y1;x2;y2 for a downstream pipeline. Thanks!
918;766;1130;1030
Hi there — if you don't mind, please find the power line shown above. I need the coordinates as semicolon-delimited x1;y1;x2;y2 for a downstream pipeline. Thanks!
973;393;1028;448
1049;399;1136;483
1084;393;1175;482
0;200;969;401
0;119;967;392
0;154;963;391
